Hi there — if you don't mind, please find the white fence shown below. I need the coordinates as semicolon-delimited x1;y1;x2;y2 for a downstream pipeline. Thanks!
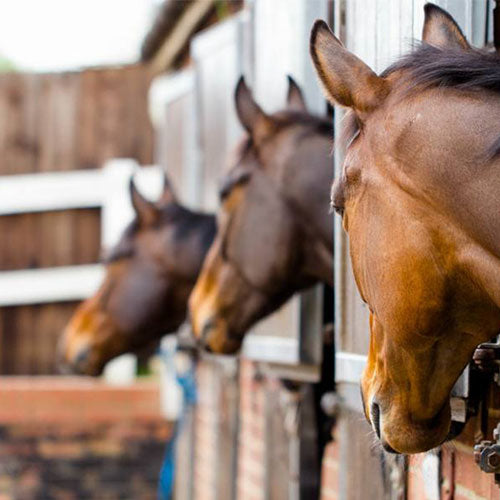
0;160;165;383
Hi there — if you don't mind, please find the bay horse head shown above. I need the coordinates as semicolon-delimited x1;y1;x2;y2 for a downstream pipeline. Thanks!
311;3;500;453
58;175;216;375
189;76;334;354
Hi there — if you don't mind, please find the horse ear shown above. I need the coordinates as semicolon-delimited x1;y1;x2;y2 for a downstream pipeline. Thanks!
422;3;470;50
310;20;389;115
286;75;307;112
129;177;159;227
234;76;272;137
158;172;177;205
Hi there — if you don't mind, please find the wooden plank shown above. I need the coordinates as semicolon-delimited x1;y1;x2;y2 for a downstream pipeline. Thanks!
149;0;215;75
0;66;155;377
77;68;99;169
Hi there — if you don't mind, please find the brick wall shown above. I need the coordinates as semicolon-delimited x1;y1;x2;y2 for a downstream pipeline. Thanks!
193;360;219;500
320;430;339;500
237;360;266;500
0;378;171;500
406;416;499;500
193;360;500;500
319;417;500;500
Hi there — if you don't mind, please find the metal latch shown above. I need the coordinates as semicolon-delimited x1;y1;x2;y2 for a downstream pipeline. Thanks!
473;341;500;380
472;337;500;483
474;424;500;482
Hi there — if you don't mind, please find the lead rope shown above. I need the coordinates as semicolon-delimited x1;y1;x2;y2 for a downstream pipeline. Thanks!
158;339;197;500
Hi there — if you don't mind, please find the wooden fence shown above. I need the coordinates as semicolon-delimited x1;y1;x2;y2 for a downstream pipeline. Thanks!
0;64;154;374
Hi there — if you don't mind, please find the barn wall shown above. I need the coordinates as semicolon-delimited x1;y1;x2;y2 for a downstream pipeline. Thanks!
237;360;268;500
0;64;154;375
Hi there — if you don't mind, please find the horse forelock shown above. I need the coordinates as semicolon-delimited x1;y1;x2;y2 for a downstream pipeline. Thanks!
338;110;359;153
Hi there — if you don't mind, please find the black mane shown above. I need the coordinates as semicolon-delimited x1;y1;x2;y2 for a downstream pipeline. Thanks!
385;43;500;94
274;109;333;136
340;43;500;152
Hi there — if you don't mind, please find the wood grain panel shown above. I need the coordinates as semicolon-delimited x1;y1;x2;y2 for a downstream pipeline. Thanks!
0;64;154;374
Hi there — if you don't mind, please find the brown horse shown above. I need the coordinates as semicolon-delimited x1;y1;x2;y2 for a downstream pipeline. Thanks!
58;176;216;375
310;4;500;453
189;77;334;354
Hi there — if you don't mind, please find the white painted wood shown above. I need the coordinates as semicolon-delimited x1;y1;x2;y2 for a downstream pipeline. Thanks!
422;451;441;500
101;160;164;249
149;69;200;208
242;335;300;365
399;0;415;55
0;264;104;306
102;354;138;386
159;336;183;420
253;0;328;114
0;161;164;384
191;15;244;211
148;70;195;128
0;169;105;215
413;0;427;41
335;352;367;384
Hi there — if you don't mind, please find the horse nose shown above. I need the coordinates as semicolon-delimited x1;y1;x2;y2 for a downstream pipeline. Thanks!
371;400;399;454
371;401;381;438
197;318;216;353
71;346;91;373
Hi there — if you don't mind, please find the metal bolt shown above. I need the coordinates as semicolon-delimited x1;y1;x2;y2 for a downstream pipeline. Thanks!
494;424;500;442
474;443;488;465
320;391;340;417
487;451;500;470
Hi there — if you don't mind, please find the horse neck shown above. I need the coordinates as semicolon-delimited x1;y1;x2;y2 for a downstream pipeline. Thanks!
168;210;216;283
439;160;500;308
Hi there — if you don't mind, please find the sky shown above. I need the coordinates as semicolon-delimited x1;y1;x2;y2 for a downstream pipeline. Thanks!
0;0;161;72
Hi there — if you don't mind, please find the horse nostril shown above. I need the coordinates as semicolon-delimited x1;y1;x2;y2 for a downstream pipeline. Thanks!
73;347;90;369
371;401;381;439
200;318;215;341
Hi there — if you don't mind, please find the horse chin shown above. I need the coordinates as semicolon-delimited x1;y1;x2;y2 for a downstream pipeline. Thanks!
58;356;106;377
381;404;451;454
206;333;242;355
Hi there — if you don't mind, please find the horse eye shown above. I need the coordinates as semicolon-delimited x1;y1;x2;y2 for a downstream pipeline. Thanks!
331;203;344;217
347;129;360;149
219;171;251;202
330;178;345;217
219;184;231;202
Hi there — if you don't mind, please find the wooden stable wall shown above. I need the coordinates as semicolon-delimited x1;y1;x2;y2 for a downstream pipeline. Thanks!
0;65;154;374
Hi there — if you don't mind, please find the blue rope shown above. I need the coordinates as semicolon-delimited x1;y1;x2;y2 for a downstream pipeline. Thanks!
158;347;197;500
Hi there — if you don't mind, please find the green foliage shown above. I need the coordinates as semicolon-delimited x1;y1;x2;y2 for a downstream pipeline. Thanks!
0;54;16;73
215;0;230;20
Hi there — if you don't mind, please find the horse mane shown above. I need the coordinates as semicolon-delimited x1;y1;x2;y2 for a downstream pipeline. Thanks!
274;110;333;136
340;44;500;153
385;43;500;93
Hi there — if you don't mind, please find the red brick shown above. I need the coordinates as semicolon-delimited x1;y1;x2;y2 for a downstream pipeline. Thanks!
0;377;162;423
